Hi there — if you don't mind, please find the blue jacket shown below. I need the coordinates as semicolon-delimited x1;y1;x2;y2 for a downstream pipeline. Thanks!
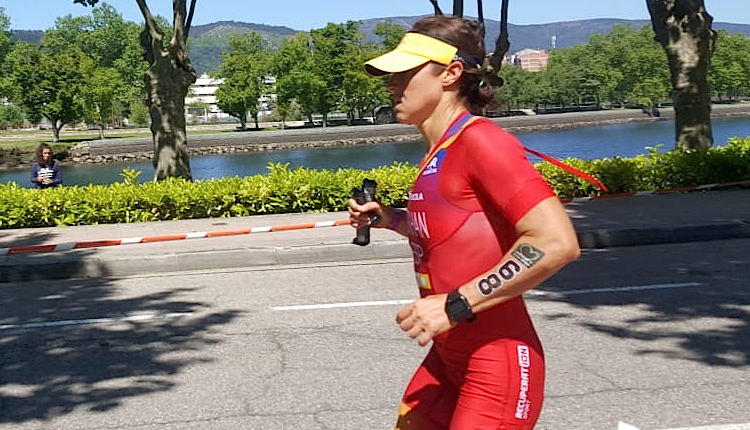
31;161;63;188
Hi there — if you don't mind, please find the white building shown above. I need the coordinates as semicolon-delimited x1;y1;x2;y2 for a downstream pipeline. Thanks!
185;74;230;121
185;74;277;122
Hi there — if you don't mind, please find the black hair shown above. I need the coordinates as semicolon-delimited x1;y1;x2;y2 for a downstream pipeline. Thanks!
35;143;55;167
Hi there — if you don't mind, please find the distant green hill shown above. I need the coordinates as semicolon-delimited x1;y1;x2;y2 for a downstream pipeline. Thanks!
11;17;750;76
187;21;297;75
9;29;43;44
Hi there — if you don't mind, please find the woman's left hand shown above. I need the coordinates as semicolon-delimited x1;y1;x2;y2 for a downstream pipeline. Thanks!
396;294;455;347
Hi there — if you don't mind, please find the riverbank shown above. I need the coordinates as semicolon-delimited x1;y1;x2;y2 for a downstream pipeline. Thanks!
2;103;750;170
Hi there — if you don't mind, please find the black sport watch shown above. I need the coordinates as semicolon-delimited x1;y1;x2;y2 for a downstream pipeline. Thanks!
445;290;475;323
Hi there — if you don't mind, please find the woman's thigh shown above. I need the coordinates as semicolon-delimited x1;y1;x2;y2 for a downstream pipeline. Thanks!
395;339;545;430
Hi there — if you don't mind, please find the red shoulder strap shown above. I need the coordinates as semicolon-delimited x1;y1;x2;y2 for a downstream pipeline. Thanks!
523;146;609;192
437;113;609;193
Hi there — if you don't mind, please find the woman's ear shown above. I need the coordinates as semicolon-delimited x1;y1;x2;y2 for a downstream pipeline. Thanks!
442;61;465;87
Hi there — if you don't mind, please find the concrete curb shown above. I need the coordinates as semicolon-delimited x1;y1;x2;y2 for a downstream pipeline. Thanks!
3;223;750;282
576;221;750;248
0;239;412;282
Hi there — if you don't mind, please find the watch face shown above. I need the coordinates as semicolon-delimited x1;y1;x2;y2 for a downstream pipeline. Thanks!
447;292;473;322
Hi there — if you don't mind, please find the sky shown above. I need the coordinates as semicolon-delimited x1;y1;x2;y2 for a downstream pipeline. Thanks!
1;0;747;31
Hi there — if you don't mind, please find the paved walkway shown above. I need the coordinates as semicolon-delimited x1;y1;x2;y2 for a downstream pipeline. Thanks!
1;188;749;282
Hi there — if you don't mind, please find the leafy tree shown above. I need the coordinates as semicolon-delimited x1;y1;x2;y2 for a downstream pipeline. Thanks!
336;26;385;123
87;4;149;121
0;103;24;129
630;76;671;109
215;32;270;130
586;25;667;105
128;97;150;127
43;6;144;134
340;59;376;122
647;0;717;150
38;14;93;53
7;43;94;141
544;44;597;105
76;0;198;181
0;8;9;56
497;65;542;110
270;21;397;126
271;33;321;125
270;32;312;78
86;67;126;138
709;30;750;100
308;21;364;126
373;20;406;50
0;7;14;99
276;68;326;124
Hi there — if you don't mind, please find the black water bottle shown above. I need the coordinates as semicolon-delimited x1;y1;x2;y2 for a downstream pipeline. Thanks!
352;179;377;246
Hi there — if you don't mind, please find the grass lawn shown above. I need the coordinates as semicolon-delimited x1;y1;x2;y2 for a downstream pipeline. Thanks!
0;123;248;152
0;124;247;168
0;128;149;151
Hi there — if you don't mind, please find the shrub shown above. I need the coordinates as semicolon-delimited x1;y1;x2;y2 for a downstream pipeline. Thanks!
1;138;748;229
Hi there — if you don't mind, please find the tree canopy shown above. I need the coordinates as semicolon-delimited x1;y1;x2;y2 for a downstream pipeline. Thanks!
0;1;747;153
215;32;270;130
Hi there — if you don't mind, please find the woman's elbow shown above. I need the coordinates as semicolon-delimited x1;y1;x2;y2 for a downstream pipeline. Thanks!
559;231;581;264
547;229;580;266
566;240;581;263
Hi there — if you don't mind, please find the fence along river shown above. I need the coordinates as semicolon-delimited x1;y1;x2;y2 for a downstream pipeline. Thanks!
1;115;749;187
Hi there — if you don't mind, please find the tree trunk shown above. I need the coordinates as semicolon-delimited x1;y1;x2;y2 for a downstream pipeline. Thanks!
443;0;508;89
73;0;197;179
144;57;194;180
137;0;196;181
48;118;61;142
453;0;463;17
647;0;717;151
428;0;442;15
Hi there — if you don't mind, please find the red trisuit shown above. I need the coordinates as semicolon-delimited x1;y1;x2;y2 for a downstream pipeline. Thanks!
399;112;554;430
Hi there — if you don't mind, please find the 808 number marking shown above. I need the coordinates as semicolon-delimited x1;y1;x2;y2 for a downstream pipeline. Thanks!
476;244;545;296
477;260;522;295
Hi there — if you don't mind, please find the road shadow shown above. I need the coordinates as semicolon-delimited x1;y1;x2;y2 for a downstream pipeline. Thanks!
0;272;242;424
0;230;55;249
538;240;750;368
1;230;102;283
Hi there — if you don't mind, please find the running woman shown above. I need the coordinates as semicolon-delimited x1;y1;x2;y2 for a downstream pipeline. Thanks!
348;15;580;430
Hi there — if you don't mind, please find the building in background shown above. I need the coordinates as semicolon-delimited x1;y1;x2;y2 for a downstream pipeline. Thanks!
258;76;277;120
509;49;550;72
185;74;230;122
185;74;277;123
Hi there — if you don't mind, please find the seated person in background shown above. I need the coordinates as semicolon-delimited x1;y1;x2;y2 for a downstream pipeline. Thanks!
31;143;63;188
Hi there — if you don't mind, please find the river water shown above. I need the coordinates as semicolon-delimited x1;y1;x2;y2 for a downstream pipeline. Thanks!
2;117;749;187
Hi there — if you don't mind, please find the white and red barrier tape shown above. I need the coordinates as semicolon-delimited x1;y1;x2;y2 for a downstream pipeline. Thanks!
0;219;352;256
1;180;748;256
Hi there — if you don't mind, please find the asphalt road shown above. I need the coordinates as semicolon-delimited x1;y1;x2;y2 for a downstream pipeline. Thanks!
1;239;749;430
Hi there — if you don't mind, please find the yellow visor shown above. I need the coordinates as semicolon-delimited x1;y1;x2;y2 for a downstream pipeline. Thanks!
364;32;458;76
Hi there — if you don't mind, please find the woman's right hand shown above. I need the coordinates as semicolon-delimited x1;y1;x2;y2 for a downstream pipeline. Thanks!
348;198;388;229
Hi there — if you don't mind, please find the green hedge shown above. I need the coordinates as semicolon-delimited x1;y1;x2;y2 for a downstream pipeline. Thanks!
1;137;749;229
536;137;750;196
0;162;415;229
